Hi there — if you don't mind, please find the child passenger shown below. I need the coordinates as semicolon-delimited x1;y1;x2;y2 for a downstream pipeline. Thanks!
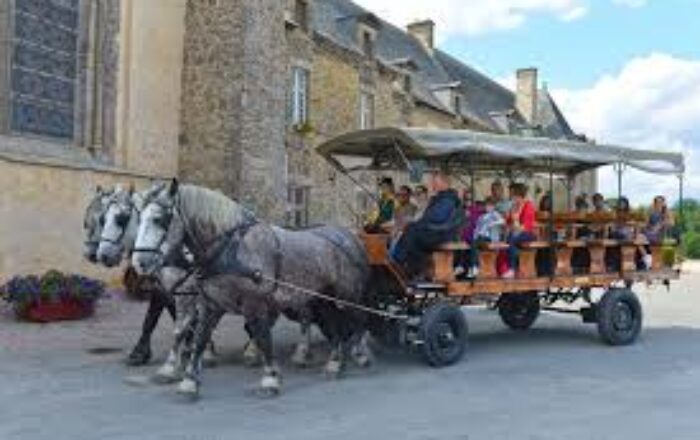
463;197;505;278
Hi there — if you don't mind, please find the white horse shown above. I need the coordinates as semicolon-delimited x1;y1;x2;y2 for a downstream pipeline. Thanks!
132;180;373;399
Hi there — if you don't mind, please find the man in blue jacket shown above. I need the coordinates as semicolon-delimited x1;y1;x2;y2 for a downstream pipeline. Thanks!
391;169;464;276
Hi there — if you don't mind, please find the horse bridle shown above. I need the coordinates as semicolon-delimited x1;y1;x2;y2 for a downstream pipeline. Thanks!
132;189;261;280
98;198;140;249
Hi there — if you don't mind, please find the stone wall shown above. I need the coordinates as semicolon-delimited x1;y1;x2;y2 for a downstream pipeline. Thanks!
179;0;286;221
0;0;9;133
0;149;152;281
116;0;186;177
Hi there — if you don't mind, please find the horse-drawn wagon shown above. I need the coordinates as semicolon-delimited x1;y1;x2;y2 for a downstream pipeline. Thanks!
317;127;685;368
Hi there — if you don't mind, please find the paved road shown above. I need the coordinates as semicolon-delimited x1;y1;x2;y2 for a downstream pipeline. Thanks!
2;265;700;440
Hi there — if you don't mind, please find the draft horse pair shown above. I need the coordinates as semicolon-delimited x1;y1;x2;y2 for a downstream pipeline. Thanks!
86;181;373;399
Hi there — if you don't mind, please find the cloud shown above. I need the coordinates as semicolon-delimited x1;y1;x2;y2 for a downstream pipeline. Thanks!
612;0;648;7
551;53;700;204
352;0;590;38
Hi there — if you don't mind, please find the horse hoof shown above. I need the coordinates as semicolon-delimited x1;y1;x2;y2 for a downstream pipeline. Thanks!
256;375;281;398
126;348;151;367
176;378;200;401
291;347;312;368
324;360;343;380
202;351;218;368
353;353;373;369
242;343;262;368
152;364;183;384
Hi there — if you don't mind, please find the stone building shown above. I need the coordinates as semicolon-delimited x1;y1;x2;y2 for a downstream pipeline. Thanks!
0;0;592;279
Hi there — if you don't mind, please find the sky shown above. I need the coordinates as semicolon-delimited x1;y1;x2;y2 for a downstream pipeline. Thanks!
353;0;700;204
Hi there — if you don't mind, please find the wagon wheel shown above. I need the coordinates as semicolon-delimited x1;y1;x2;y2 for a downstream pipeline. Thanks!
597;288;643;346
418;302;468;367
497;292;540;330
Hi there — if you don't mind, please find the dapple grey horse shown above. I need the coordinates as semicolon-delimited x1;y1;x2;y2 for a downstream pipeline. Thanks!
132;181;372;398
94;185;235;373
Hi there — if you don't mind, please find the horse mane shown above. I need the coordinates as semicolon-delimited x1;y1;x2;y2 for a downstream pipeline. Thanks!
177;184;250;239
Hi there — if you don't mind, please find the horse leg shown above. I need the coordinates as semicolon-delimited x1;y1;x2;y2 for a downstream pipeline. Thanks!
153;310;195;383
176;303;224;400
315;305;345;379
241;322;263;367
127;293;167;366
349;329;373;369
247;314;282;397
291;315;313;368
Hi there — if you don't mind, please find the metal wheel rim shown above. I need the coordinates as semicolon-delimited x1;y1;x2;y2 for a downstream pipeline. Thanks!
612;301;635;333
432;322;458;356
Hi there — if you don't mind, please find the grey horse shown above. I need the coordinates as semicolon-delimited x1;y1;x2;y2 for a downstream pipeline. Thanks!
131;180;372;398
83;186;113;263
94;185;234;373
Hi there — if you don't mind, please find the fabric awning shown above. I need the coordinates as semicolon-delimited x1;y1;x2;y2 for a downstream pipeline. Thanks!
316;127;685;176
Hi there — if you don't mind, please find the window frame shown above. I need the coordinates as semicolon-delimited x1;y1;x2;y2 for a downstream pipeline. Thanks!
286;184;310;229
293;0;309;32
8;0;82;142
290;66;309;126
359;91;375;130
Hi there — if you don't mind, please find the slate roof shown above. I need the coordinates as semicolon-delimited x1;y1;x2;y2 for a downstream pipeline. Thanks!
312;0;578;140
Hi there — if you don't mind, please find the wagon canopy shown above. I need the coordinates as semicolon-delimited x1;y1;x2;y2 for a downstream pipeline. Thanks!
317;127;685;176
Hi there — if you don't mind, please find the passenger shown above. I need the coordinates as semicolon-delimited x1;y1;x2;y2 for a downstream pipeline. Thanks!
539;192;552;213
454;198;485;278
503;183;536;279
592;193;609;212
644;195;674;245
574;194;592;239
575;194;590;213
413;184;429;218
366;177;396;233
590;193;610;238
491;180;513;215
392;185;418;237
466;197;505;278
391;169;464;276
609;197;647;270
610;197;635;240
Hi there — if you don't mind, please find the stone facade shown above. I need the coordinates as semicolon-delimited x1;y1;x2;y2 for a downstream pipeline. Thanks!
0;0;596;280
179;0;287;220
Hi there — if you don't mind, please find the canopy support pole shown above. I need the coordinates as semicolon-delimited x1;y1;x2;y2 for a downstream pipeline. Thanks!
548;158;556;279
679;173;685;234
613;162;627;225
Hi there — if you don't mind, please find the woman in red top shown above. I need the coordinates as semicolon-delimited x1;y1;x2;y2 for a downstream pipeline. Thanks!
504;183;536;278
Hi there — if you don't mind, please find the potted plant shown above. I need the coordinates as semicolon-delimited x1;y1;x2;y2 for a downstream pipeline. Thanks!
1;270;104;323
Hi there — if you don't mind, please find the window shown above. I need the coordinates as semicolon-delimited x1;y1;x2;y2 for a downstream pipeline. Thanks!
290;67;309;126
294;0;309;32
403;74;413;94
454;94;462;114
287;185;310;229
9;0;81;140
359;92;374;129
361;31;374;58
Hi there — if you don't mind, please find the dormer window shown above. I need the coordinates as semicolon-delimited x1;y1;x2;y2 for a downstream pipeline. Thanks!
294;0;309;32
454;94;462;114
361;30;374;58
403;74;413;94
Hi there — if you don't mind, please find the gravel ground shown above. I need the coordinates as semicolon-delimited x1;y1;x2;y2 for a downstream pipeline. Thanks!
2;264;700;440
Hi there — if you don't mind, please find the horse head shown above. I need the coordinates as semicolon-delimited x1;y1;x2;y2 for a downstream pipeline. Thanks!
132;179;186;275
83;185;112;263
96;184;141;267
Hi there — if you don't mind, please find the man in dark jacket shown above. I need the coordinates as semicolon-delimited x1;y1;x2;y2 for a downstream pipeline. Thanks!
391;169;464;276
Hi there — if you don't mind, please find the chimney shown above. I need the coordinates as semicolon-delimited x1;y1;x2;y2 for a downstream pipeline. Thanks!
516;68;538;125
407;20;435;53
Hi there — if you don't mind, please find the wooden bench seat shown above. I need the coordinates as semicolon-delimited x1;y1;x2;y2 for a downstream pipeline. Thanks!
517;241;550;278
438;242;471;251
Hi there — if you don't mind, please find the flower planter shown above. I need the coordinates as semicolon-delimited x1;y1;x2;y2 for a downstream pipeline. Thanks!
16;298;96;323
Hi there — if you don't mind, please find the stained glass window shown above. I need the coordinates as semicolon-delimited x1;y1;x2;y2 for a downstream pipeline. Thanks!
10;0;80;140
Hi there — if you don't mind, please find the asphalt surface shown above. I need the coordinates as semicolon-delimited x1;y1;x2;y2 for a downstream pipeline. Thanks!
2;264;700;440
